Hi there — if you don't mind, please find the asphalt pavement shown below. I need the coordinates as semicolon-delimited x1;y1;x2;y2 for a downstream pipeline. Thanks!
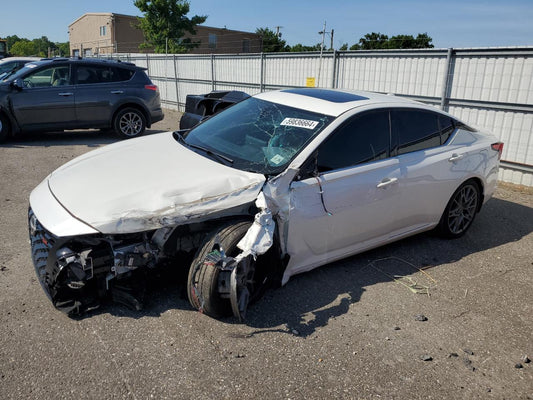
0;111;532;399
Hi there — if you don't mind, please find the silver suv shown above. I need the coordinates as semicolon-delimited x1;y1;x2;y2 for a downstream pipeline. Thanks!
0;58;163;141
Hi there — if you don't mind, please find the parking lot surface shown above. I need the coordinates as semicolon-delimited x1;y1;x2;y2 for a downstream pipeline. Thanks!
1;111;532;399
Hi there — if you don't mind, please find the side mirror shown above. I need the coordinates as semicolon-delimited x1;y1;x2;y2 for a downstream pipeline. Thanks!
11;78;24;91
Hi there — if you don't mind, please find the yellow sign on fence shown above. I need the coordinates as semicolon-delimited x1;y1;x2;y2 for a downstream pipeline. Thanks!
306;77;316;87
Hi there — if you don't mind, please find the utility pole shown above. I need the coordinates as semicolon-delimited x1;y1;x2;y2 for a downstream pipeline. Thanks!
330;29;334;51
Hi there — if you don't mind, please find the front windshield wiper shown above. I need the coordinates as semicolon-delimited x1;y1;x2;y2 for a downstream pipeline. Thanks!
173;130;234;166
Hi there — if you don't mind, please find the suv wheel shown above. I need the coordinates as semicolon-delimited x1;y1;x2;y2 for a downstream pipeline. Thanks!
114;108;146;139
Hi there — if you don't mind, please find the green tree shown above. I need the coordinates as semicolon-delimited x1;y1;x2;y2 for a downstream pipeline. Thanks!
134;0;207;53
31;36;54;57
56;42;70;57
349;32;433;50
10;39;36;56
256;27;289;52
359;32;389;50
290;43;321;52
6;35;21;51
339;43;348;51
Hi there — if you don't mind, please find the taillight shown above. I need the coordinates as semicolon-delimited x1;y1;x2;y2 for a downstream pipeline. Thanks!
145;84;158;91
491;142;504;160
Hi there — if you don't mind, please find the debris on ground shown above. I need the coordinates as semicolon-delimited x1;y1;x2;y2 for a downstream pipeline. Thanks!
367;257;437;296
463;349;474;356
522;355;530;363
515;363;523;369
415;314;428;322
420;355;433;361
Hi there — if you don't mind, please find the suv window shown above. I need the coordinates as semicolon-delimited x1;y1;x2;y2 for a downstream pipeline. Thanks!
391;109;442;155
317;110;390;172
23;65;70;88
76;65;134;85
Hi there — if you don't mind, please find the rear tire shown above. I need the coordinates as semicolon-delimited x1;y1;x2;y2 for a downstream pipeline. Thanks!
187;220;252;318
0;114;10;143
437;180;481;238
113;108;146;139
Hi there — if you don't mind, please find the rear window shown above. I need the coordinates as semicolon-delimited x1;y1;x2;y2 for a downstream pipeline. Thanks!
76;65;134;84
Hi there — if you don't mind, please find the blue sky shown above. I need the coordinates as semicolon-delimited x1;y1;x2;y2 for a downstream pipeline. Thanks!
1;0;532;49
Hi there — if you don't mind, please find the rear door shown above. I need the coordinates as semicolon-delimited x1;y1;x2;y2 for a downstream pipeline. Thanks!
10;63;76;130
389;109;462;232
73;64;134;126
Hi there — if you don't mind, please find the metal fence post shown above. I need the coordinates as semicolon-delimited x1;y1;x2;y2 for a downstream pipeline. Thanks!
331;50;338;89
440;48;454;110
260;52;265;92
173;54;180;111
211;54;215;91
145;53;150;76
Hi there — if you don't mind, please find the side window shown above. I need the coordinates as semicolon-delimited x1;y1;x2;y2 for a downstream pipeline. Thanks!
317;110;390;172
77;65;134;84
438;115;455;144
23;65;70;88
391;109;441;155
113;67;134;82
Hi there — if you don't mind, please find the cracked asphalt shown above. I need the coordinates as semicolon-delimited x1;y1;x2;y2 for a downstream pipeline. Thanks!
1;110;532;399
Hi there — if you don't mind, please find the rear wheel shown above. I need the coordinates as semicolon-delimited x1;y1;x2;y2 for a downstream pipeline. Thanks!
187;221;252;318
437;180;481;238
113;108;146;139
0;114;10;143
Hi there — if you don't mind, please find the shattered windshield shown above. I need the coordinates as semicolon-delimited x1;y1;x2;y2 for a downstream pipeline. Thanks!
181;97;334;175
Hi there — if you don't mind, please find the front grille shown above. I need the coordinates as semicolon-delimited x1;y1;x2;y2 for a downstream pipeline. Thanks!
28;208;56;299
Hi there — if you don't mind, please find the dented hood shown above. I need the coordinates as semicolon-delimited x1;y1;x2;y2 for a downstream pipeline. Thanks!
47;132;266;234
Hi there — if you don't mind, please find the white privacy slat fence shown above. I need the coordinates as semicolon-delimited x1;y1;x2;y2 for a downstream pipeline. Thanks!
107;47;533;185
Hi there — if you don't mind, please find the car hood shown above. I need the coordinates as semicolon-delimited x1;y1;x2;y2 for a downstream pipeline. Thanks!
46;132;266;234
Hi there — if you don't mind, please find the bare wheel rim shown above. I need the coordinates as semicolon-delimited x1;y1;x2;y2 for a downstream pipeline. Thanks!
119;112;142;136
447;184;478;235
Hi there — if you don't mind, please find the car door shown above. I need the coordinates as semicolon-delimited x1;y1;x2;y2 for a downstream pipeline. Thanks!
285;109;403;276
389;109;464;232
10;64;76;131
74;64;128;126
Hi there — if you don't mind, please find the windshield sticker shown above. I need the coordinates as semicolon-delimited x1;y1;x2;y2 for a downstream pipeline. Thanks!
270;154;285;165
280;117;319;130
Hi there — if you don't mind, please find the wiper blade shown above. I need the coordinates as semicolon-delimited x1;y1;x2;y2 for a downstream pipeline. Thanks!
187;143;234;165
173;131;233;165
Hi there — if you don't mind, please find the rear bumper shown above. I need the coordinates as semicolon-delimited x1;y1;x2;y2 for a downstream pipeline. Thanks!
149;108;164;126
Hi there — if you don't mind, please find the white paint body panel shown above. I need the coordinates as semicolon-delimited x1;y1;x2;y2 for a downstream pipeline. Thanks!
31;132;266;235
282;127;500;284
28;89;501;288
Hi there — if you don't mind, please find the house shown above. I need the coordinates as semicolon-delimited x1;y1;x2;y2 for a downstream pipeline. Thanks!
69;13;262;56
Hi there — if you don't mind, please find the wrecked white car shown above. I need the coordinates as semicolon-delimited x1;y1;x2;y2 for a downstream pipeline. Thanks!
28;88;502;320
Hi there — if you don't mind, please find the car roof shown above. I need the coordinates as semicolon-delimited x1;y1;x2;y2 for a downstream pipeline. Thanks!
254;88;431;117
23;57;139;70
0;57;41;63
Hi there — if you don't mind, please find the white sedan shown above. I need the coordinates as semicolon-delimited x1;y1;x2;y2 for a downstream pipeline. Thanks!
28;88;503;320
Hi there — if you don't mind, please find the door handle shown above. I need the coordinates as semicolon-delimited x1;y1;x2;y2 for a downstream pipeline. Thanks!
448;153;464;162
376;177;398;189
111;90;124;94
58;92;73;97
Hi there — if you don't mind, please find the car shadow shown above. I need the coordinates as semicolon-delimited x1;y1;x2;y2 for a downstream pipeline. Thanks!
1;128;168;148
79;196;532;334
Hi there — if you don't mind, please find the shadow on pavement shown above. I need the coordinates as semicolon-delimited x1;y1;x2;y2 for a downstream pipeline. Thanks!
1;128;168;148
79;195;532;336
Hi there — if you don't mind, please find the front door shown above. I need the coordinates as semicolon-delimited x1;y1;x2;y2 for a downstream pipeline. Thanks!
11;64;76;131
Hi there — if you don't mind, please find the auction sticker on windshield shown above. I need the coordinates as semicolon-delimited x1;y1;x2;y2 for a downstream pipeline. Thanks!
280;117;319;130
